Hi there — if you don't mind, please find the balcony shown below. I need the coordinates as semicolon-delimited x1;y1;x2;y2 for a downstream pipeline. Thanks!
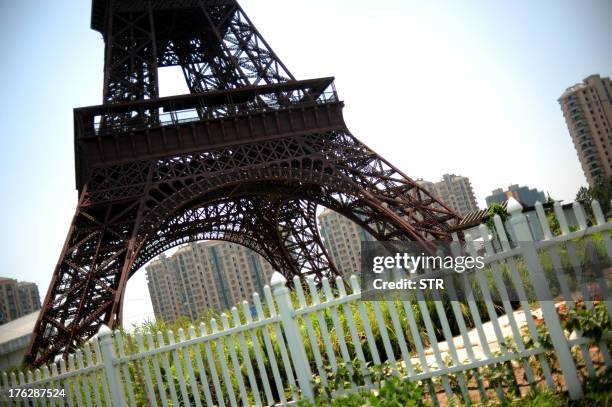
74;77;338;140
573;121;588;131
569;108;583;119
583;148;594;156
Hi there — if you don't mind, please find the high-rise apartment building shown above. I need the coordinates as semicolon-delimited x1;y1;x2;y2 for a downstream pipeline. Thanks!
416;174;479;216
485;184;546;207
146;241;273;323
18;282;41;315
0;278;41;324
559;74;612;186
318;209;373;275
0;278;20;324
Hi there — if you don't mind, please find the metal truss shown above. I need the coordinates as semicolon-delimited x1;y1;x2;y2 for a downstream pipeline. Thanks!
100;0;292;102
102;4;159;125
26;0;462;367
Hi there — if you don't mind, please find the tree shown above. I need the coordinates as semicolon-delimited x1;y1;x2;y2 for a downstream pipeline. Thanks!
591;176;612;215
575;175;612;219
576;186;593;207
484;203;509;234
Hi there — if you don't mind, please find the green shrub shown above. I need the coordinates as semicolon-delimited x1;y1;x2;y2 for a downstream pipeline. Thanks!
298;375;431;407
501;388;565;407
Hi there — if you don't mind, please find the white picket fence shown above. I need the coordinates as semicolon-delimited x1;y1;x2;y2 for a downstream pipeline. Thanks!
1;197;611;406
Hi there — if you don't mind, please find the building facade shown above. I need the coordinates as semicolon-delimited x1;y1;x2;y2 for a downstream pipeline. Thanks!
0;278;41;325
146;241;274;323
485;184;546;207
318;209;373;275
559;74;612;186
18;282;41;315
416;174;479;216
0;278;20;324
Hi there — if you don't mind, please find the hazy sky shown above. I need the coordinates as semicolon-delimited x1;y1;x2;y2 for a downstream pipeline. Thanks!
0;0;611;327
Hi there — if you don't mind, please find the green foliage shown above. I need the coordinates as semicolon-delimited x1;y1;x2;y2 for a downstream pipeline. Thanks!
485;203;510;233
523;322;554;351
574;367;612;407
299;361;431;407
575;175;612;221
545;207;579;234
375;376;429;407
562;301;611;343
575;187;592;208
480;369;612;406
311;359;368;400
497;387;565;407
547;211;561;236
589;176;612;215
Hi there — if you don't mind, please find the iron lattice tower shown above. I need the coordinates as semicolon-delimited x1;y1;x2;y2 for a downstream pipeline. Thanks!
26;0;461;367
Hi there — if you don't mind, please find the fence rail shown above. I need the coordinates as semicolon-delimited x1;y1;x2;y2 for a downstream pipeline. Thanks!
2;197;612;406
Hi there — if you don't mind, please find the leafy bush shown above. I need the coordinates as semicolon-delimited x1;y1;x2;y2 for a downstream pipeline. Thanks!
496;388;565;407
298;361;431;407
563;301;611;343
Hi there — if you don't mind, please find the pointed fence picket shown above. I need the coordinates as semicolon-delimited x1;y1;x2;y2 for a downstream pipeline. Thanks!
1;198;611;406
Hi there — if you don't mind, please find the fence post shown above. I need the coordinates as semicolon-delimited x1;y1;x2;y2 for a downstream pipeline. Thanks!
507;197;583;399
98;325;127;406
270;272;314;401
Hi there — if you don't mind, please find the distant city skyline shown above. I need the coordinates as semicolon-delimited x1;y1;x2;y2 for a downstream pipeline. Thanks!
0;0;610;327
485;183;547;207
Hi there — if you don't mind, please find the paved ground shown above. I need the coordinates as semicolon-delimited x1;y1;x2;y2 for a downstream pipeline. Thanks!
408;306;545;370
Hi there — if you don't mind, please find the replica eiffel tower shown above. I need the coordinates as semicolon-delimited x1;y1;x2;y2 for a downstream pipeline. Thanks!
25;0;461;367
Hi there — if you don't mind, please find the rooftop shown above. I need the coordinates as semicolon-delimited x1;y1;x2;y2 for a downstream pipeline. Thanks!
559;83;587;99
0;311;39;355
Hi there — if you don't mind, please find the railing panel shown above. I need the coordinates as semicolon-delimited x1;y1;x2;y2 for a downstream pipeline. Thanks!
58;360;73;407
294;276;328;387
321;278;356;388
82;344;102;407
220;314;250;407
114;334;137;407
263;286;297;401
209;319;239;407
156;332;180;406
240;301;274;406
200;323;225;406
304;277;339;372
253;293;288;405
91;339;111;405
134;333;158;407
144;332;168;407
336;276;371;385
187;326;214;407
348;276;382;367
67;355;84;407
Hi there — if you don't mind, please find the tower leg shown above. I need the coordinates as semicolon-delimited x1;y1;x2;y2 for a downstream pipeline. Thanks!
25;190;141;367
